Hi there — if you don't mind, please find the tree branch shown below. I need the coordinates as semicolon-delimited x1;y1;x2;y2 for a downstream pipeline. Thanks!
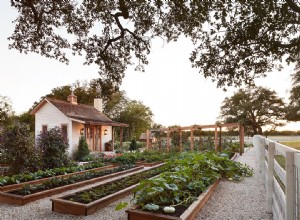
286;0;300;14
100;0;148;55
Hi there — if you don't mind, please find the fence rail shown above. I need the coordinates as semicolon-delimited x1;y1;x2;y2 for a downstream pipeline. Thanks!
253;135;300;220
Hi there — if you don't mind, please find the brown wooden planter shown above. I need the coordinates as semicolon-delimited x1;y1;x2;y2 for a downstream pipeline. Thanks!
126;178;220;220
52;183;139;216
0;164;116;192
0;166;143;205
135;161;164;167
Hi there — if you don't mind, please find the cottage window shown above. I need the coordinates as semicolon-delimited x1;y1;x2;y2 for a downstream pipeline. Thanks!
61;124;68;143
42;125;48;133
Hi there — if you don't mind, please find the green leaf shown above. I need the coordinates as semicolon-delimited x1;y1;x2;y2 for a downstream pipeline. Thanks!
145;203;159;211
115;202;128;211
152;187;164;192
164;183;178;191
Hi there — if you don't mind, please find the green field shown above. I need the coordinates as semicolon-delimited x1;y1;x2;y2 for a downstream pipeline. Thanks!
280;141;300;150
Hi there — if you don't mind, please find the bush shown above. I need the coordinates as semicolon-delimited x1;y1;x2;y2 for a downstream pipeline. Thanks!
113;153;137;165
129;139;138;151
74;136;90;161
36;127;69;169
0;123;41;174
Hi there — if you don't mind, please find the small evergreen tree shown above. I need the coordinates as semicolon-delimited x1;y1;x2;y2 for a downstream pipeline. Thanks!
129;139;138;151
74;136;90;161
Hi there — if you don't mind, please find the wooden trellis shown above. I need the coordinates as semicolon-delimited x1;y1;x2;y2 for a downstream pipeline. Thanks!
146;123;244;155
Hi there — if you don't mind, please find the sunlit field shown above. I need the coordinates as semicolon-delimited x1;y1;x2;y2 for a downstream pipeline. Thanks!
280;141;300;150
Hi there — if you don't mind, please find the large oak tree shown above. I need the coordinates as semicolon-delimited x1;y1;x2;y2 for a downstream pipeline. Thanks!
286;66;300;121
9;1;300;89
219;87;286;135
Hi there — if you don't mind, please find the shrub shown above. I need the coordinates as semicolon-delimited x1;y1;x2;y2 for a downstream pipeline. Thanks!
0;123;41;174
36;127;69;169
74;136;90;161
129;139;138;151
113;153;137;165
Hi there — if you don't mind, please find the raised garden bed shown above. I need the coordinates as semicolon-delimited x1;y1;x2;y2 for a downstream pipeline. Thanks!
135;161;164;167
0;166;143;205
126;178;220;220
51;164;167;216
0;164;116;192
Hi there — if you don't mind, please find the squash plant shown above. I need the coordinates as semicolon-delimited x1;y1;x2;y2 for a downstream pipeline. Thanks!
131;151;252;216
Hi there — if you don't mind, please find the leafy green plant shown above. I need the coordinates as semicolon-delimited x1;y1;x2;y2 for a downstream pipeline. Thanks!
11;164;135;195
113;153;137;165
0;161;104;186
132;151;253;216
0;123;42;174
36;127;69;169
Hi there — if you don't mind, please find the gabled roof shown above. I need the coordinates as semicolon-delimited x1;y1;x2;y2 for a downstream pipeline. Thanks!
31;97;128;127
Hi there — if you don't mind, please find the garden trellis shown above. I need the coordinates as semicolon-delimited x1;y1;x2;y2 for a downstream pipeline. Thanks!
145;123;245;154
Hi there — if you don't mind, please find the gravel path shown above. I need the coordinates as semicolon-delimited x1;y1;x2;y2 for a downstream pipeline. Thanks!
0;148;272;220
195;147;272;220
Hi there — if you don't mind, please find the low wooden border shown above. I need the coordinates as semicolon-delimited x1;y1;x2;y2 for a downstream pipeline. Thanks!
0;164;116;192
0;166;143;205
126;178;220;220
135;161;164;167
52;183;139;216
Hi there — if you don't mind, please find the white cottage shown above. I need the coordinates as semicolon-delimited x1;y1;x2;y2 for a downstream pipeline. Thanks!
31;93;128;155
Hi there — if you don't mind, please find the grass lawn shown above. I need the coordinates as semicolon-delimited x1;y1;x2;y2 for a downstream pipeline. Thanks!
280;141;300;150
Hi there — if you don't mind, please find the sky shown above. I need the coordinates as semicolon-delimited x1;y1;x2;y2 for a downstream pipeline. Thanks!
0;1;299;131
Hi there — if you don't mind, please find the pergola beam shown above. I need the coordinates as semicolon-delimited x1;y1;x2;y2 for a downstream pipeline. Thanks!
148;122;244;154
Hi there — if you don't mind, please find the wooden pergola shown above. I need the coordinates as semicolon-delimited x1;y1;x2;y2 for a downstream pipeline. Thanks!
145;122;244;155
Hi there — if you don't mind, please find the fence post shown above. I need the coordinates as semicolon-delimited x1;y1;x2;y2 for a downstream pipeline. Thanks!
267;141;275;212
259;137;265;175
286;151;295;220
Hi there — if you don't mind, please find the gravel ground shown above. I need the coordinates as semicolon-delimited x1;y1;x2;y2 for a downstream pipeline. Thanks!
195;147;272;220
0;148;272;220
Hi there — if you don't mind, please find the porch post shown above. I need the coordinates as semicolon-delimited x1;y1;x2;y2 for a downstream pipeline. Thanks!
120;127;124;149
112;126;115;151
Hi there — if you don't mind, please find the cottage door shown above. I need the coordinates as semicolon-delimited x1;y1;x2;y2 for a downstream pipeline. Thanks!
95;126;101;151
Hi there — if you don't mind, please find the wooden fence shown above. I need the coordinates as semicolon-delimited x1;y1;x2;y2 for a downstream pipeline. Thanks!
253;135;300;220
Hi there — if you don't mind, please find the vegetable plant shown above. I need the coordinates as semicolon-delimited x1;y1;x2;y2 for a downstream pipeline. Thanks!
132;151;253;216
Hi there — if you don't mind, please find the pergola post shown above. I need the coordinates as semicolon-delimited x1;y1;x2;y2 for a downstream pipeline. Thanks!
214;124;218;152
146;129;150;150
190;128;194;151
239;123;244;154
159;131;162;151
179;129;183;152
167;129;170;152
219;126;222;152
199;129;202;151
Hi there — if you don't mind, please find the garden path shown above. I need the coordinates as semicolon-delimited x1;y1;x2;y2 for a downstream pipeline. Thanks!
195;147;272;220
